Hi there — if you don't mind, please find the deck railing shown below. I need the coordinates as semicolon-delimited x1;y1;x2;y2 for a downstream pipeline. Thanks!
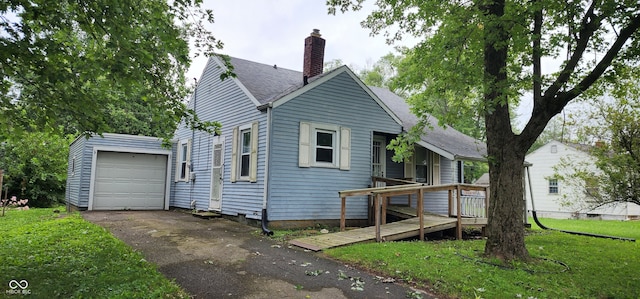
339;177;489;241
459;190;488;218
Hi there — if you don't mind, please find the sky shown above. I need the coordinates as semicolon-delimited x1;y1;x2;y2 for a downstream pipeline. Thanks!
187;1;415;80
188;1;579;130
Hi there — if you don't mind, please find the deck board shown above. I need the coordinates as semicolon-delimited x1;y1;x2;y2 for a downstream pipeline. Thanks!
289;215;457;251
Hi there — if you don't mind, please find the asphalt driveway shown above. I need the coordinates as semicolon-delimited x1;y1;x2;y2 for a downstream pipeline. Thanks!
83;210;435;299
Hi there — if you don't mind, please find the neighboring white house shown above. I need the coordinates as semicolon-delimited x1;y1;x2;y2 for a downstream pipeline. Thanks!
525;140;640;220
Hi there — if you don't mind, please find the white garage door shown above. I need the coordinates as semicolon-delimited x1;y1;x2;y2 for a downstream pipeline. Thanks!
92;151;168;210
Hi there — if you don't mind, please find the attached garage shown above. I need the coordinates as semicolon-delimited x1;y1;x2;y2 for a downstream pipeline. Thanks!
65;134;172;211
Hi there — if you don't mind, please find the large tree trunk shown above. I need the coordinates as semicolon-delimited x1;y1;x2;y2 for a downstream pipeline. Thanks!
483;137;529;260
481;0;530;261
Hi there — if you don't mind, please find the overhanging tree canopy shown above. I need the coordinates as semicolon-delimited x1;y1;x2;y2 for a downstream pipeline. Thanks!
0;0;224;139
328;0;640;260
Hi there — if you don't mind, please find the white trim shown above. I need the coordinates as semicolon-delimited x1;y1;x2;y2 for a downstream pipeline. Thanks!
416;140;455;161
234;122;256;182
211;56;261;107
372;135;386;176
175;139;191;182
311;123;340;168
87;146;172;211
339;127;351;170
209;136;224;211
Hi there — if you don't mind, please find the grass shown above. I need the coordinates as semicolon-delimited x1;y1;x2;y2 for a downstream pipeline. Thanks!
323;218;640;299
0;207;188;298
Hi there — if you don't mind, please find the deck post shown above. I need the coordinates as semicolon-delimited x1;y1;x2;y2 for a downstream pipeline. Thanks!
448;188;453;217
382;196;388;225
374;194;381;242
456;185;463;240
418;188;424;241
340;196;346;231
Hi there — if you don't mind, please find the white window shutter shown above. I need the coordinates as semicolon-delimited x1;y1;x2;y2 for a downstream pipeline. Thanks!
187;139;192;175
298;122;311;167
249;121;259;182
404;147;415;180
339;127;351;170
174;146;180;182
432;151;440;185
230;126;238;183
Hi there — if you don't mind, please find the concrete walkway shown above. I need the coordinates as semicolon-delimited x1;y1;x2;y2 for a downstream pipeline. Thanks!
83;210;435;299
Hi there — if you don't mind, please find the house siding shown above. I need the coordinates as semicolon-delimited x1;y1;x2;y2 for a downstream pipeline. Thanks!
268;71;402;221
65;134;168;209
65;136;86;207
387;155;453;215
424;157;453;215
171;58;267;218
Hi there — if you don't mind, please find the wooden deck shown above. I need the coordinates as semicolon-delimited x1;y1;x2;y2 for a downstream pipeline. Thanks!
387;205;488;226
289;214;457;251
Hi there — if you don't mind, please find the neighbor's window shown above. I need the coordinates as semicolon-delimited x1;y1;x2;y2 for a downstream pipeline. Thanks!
551;145;558;153
240;128;251;178
548;178;559;194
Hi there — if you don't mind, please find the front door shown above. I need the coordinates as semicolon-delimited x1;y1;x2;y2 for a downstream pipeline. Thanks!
209;136;224;211
372;135;386;178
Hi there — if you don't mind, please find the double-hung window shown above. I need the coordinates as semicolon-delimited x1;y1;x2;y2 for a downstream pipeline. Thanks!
176;139;191;182
314;129;337;166
299;122;350;170
240;128;252;178
548;178;559;194
231;122;258;182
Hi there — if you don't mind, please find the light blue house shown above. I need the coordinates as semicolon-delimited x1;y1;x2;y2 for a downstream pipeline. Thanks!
169;30;486;228
66;30;486;229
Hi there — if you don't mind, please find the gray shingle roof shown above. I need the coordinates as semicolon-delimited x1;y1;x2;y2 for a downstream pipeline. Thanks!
230;57;302;104
368;86;486;161
228;56;486;161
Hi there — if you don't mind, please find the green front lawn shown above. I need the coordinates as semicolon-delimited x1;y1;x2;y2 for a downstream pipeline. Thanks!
325;218;640;299
0;208;187;298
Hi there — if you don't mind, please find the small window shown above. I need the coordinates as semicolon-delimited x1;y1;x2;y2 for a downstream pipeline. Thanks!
298;122;350;170
415;147;428;183
231;122;258;183
240;129;251;178
176;139;191;182
550;145;557;153
71;156;76;176
314;129;336;164
548;179;559;194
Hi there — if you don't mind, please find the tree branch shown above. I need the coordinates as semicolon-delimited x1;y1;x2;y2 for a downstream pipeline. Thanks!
557;13;640;105
542;1;600;101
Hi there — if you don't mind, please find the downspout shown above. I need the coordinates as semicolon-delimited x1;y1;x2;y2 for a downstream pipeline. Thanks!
190;78;197;210
261;105;273;235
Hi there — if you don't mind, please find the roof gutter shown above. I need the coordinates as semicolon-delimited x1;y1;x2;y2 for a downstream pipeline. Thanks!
257;102;272;111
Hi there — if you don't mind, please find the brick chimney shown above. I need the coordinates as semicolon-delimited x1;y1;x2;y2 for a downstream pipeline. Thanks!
303;29;325;85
